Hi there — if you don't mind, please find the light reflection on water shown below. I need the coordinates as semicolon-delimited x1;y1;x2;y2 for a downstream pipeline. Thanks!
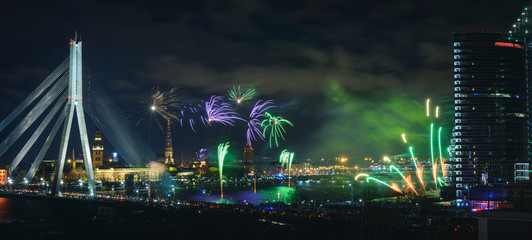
0;197;52;223
174;180;365;205
0;197;10;222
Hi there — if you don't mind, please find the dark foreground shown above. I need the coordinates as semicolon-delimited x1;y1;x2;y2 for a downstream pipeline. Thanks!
0;194;477;240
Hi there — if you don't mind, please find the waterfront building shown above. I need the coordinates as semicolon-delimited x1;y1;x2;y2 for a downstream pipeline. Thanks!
0;169;7;185
92;129;104;168
94;167;161;182
450;32;528;199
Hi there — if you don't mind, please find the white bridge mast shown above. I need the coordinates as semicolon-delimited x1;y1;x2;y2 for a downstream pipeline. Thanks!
52;36;96;197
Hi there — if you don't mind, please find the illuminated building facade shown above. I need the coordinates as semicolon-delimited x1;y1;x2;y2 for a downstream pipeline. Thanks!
164;120;174;165
94;168;160;182
450;32;528;199
92;129;104;168
0;169;6;185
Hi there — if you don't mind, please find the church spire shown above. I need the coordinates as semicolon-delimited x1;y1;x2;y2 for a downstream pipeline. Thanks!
164;119;174;165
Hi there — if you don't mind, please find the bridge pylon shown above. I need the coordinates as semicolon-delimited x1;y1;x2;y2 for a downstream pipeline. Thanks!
0;34;156;196
51;37;95;197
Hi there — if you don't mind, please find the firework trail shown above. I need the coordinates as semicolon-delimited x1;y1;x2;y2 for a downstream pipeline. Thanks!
246;100;275;147
178;103;204;132
438;126;446;177
218;142;230;199
437;177;446;187
389;165;419;196
430;123;435;165
366;177;402;193
409;146;425;189
135;86;181;140
279;149;295;187
228;85;255;104
205;95;243;126
261;112;294;148
426;98;430;117
432;161;439;190
147;86;181;121
361;100;449;196
405;175;417;195
355;173;369;180
430;123;438;189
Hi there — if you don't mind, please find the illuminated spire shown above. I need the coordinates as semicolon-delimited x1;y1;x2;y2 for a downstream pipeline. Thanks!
164;119;174;165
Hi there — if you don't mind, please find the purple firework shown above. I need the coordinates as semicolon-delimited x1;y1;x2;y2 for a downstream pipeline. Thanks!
196;148;207;160
247;100;275;147
204;95;243;126
179;103;201;132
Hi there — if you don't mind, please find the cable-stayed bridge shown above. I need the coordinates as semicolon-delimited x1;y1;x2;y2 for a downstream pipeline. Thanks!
0;35;157;197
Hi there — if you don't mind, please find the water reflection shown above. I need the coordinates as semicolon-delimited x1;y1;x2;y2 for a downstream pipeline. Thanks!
174;180;365;205
0;197;9;222
0;197;52;223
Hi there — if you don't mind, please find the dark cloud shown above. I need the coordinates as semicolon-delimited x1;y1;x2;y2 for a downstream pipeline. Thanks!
0;0;529;161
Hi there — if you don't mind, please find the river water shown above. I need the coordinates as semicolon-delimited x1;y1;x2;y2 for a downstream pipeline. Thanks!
0;197;52;222
175;179;362;204
0;177;397;223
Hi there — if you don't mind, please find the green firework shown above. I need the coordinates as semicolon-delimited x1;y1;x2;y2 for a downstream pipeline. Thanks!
366;177;402;193
228;85;255;104
430;123;434;165
261;112;294;148
279;149;295;186
218;142;230;199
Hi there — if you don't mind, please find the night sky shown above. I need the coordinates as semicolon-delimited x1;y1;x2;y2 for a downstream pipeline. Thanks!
0;0;529;166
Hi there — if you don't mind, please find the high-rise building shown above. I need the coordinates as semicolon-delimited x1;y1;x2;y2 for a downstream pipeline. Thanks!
164;120;174;165
508;4;532;175
243;142;254;165
92;129;104;168
450;32;528;199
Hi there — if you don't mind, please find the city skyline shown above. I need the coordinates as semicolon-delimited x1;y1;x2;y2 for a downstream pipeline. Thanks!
2;2;532;238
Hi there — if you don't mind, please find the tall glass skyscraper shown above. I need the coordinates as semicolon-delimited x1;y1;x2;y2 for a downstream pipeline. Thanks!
450;32;528;199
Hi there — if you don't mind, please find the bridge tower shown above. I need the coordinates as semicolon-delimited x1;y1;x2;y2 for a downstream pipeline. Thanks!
51;36;96;196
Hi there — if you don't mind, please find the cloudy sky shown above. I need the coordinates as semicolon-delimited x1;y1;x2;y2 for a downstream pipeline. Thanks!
0;0;529;164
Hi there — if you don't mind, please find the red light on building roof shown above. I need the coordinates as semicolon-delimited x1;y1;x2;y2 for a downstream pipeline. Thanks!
494;42;524;49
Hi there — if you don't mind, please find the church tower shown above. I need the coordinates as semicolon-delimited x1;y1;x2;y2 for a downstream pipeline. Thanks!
92;129;104;168
243;142;254;165
164;120;174;165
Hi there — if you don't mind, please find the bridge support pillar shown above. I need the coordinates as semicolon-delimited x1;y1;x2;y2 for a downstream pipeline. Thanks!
52;36;96;197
